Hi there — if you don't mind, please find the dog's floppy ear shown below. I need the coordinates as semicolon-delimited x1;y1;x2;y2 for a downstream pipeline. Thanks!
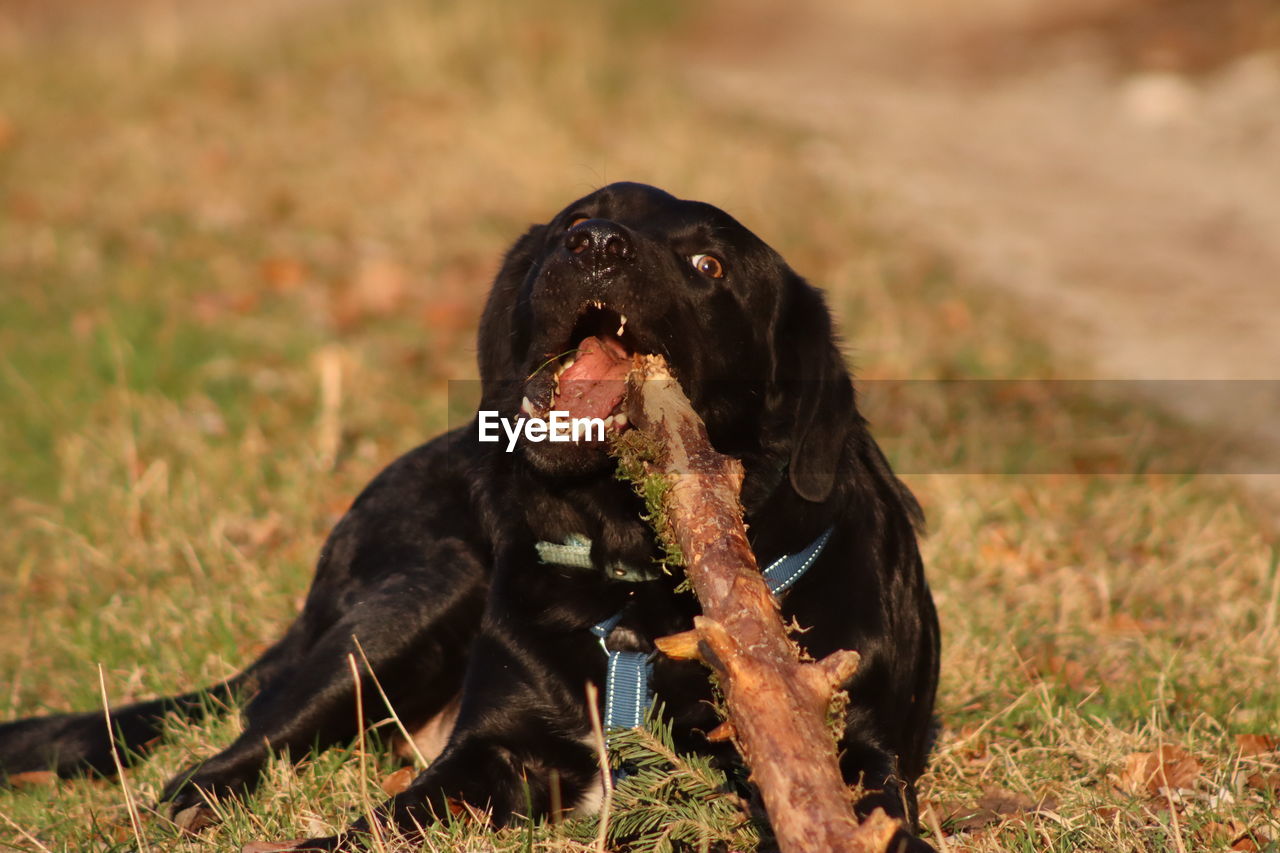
477;224;546;388
774;276;857;503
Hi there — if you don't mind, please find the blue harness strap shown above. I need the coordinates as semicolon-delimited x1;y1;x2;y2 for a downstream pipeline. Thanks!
537;528;835;732
586;609;652;730
761;526;833;596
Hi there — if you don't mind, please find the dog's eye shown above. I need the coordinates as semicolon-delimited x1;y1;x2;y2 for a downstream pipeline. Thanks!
690;253;724;279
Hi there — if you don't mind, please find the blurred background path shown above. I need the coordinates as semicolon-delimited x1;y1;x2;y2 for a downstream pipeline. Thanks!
8;0;1278;380
3;0;1278;491
694;0;1280;502
697;0;1280;383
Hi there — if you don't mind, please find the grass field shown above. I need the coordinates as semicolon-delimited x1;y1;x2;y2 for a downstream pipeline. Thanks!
1;1;1278;850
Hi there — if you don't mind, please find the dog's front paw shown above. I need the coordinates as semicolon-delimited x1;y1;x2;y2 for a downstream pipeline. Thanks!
163;776;247;836
161;757;261;827
162;772;223;832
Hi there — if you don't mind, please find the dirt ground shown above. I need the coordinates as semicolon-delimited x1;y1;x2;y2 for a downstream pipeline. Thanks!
693;0;1280;506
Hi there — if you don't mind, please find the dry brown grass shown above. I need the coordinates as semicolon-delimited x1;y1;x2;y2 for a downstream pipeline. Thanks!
1;1;1277;850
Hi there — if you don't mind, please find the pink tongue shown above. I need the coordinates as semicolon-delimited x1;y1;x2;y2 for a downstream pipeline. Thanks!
555;336;630;420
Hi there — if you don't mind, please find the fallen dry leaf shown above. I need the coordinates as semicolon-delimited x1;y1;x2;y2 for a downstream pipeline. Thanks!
1235;733;1278;756
260;256;307;293
948;722;991;763
1103;612;1165;636
1230;833;1274;853
1244;772;1280;794
1020;644;1096;692
70;310;98;341
331;257;408;328
1047;654;1091;691
7;770;57;788
936;788;1058;832
420;299;473;335
976;789;1037;814
380;766;416;796
939;298;973;332
224;511;285;551
1199;820;1247;847
242;841;304;853
173;803;219;835
1118;745;1202;796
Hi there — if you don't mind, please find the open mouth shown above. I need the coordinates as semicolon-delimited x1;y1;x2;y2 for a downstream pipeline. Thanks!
522;301;638;434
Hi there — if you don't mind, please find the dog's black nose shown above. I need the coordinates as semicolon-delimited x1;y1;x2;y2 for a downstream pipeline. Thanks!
564;219;634;272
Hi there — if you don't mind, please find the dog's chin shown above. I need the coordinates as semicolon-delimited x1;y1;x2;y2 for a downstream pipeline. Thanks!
519;438;616;478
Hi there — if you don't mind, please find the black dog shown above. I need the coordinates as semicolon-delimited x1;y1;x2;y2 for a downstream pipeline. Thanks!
0;183;939;850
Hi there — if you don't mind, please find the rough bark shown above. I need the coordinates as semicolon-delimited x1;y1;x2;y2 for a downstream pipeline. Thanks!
623;354;899;853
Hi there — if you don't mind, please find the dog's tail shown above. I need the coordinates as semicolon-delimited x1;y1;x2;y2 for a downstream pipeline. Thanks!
0;631;298;783
0;679;246;782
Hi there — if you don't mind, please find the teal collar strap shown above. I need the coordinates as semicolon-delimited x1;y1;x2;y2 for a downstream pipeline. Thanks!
534;534;660;582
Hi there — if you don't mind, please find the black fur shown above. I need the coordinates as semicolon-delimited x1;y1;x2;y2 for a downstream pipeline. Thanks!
0;183;939;850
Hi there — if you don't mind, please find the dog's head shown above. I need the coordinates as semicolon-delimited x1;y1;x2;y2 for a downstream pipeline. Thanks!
477;182;855;503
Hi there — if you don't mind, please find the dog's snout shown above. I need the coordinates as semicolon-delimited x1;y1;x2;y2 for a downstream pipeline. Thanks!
564;219;634;271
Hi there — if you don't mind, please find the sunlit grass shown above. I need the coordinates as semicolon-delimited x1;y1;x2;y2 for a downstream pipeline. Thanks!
1;0;1277;850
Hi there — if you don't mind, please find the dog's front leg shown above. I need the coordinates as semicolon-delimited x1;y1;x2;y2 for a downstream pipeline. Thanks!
295;572;611;850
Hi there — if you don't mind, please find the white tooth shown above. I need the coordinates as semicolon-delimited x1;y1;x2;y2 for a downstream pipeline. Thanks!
521;396;534;415
604;414;617;428
562;357;576;371
614;412;628;427
616;321;625;337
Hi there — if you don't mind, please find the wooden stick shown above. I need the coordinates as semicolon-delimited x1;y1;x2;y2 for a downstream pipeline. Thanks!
622;354;899;853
